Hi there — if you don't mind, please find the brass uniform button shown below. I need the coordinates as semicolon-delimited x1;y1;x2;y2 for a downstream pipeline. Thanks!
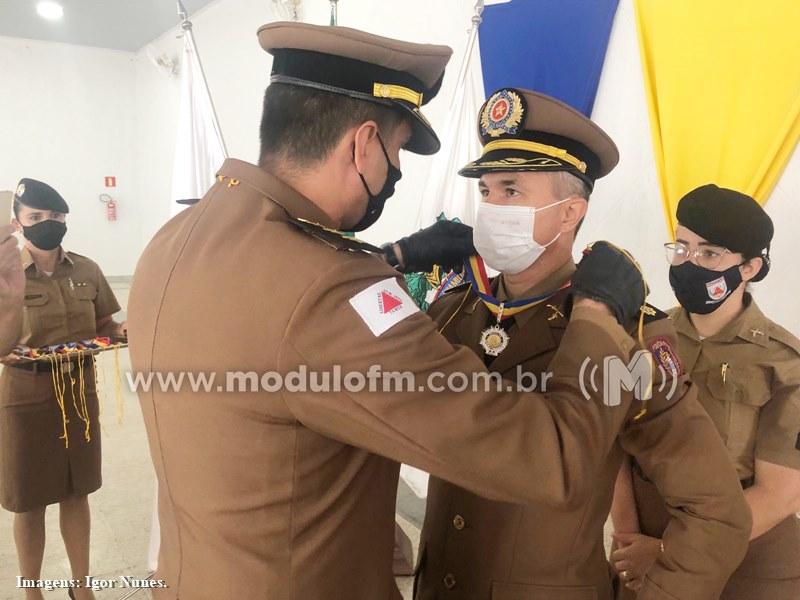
443;573;456;590
452;514;465;530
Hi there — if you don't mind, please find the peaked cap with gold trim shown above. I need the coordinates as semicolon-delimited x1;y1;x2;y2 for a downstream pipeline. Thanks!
258;22;452;155
459;88;619;190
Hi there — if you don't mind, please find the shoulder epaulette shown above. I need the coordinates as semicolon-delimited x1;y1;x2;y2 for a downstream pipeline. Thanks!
641;303;669;324
769;322;800;356
289;217;382;254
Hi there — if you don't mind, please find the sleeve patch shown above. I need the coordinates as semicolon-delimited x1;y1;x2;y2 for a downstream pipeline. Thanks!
349;278;420;337
649;336;684;377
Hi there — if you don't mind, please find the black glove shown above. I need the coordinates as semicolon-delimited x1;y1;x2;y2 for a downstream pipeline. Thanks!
569;241;648;325
393;221;475;274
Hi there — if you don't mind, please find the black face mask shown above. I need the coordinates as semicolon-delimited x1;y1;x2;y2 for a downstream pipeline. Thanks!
669;261;744;315
23;219;67;251
350;133;402;232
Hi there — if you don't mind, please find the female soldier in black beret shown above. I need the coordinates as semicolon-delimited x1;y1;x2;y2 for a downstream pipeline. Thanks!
1;179;125;600
610;184;800;599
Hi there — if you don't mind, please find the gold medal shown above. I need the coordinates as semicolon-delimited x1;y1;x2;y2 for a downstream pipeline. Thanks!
480;325;509;357
481;302;510;357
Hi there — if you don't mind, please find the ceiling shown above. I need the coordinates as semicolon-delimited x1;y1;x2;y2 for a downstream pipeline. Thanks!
0;0;221;52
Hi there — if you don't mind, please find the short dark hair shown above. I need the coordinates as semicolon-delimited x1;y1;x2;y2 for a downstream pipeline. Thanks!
13;199;21;218
258;83;404;169
548;171;592;234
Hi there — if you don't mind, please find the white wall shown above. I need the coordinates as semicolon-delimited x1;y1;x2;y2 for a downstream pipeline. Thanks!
0;36;140;276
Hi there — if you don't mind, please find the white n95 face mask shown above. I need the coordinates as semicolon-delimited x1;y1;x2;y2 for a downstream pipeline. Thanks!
473;198;570;274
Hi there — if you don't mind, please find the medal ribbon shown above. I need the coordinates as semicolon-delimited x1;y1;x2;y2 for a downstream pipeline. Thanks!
464;255;571;320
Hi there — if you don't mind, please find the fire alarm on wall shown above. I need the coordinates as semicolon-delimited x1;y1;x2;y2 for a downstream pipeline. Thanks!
105;176;116;187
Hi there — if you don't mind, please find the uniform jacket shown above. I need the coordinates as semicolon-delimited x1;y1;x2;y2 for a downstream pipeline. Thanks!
630;298;800;599
416;267;752;600
128;159;688;600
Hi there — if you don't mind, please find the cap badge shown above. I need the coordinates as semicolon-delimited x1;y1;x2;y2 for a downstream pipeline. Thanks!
15;183;25;197
481;89;524;138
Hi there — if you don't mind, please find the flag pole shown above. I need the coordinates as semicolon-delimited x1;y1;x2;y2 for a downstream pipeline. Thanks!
176;0;229;157
329;0;339;26
450;0;484;111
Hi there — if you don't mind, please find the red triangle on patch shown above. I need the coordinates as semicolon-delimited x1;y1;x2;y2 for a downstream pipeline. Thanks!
379;290;403;314
713;286;724;296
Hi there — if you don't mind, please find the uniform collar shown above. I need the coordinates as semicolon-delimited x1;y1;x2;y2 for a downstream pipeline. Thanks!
672;294;771;348
21;246;73;276
216;159;337;229
449;262;572;372
495;260;575;328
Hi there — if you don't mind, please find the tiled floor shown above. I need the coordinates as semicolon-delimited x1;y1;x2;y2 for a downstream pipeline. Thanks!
0;349;153;600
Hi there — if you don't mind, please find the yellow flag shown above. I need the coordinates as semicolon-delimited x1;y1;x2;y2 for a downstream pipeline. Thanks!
635;0;800;236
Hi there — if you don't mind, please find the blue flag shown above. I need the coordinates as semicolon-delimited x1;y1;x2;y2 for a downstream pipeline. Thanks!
479;0;619;116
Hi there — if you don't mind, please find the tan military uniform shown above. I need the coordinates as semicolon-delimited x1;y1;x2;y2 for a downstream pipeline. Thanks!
126;159;696;600
415;264;752;600
0;248;120;512
630;297;800;599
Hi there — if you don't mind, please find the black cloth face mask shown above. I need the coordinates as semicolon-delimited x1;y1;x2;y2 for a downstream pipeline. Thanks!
669;261;744;314
23;219;67;251
350;133;402;232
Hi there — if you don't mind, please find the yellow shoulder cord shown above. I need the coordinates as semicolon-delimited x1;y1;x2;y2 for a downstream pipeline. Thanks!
49;354;69;448
95;352;105;419
65;352;92;443
92;356;108;437
77;352;91;442
437;284;474;335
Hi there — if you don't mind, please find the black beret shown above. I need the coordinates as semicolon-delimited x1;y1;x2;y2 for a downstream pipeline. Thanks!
13;178;70;214
676;184;773;280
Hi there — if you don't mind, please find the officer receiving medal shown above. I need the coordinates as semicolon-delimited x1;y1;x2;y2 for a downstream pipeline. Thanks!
413;88;751;600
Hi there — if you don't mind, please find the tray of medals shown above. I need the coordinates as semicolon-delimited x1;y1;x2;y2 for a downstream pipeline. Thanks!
12;337;128;363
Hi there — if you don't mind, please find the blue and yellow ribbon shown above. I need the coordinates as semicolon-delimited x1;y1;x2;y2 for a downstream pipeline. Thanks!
463;256;571;320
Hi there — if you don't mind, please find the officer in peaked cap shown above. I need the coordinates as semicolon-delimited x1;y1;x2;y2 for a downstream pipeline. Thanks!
459;87;619;187
129;25;652;599
413;89;751;600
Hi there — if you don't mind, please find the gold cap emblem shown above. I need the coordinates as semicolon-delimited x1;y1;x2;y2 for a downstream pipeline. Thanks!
480;89;525;138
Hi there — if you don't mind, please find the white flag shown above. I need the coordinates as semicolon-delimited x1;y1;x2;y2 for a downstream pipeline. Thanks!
415;30;486;228
170;33;226;217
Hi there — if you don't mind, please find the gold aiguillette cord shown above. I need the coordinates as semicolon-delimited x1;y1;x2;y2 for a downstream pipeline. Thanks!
49;354;69;448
